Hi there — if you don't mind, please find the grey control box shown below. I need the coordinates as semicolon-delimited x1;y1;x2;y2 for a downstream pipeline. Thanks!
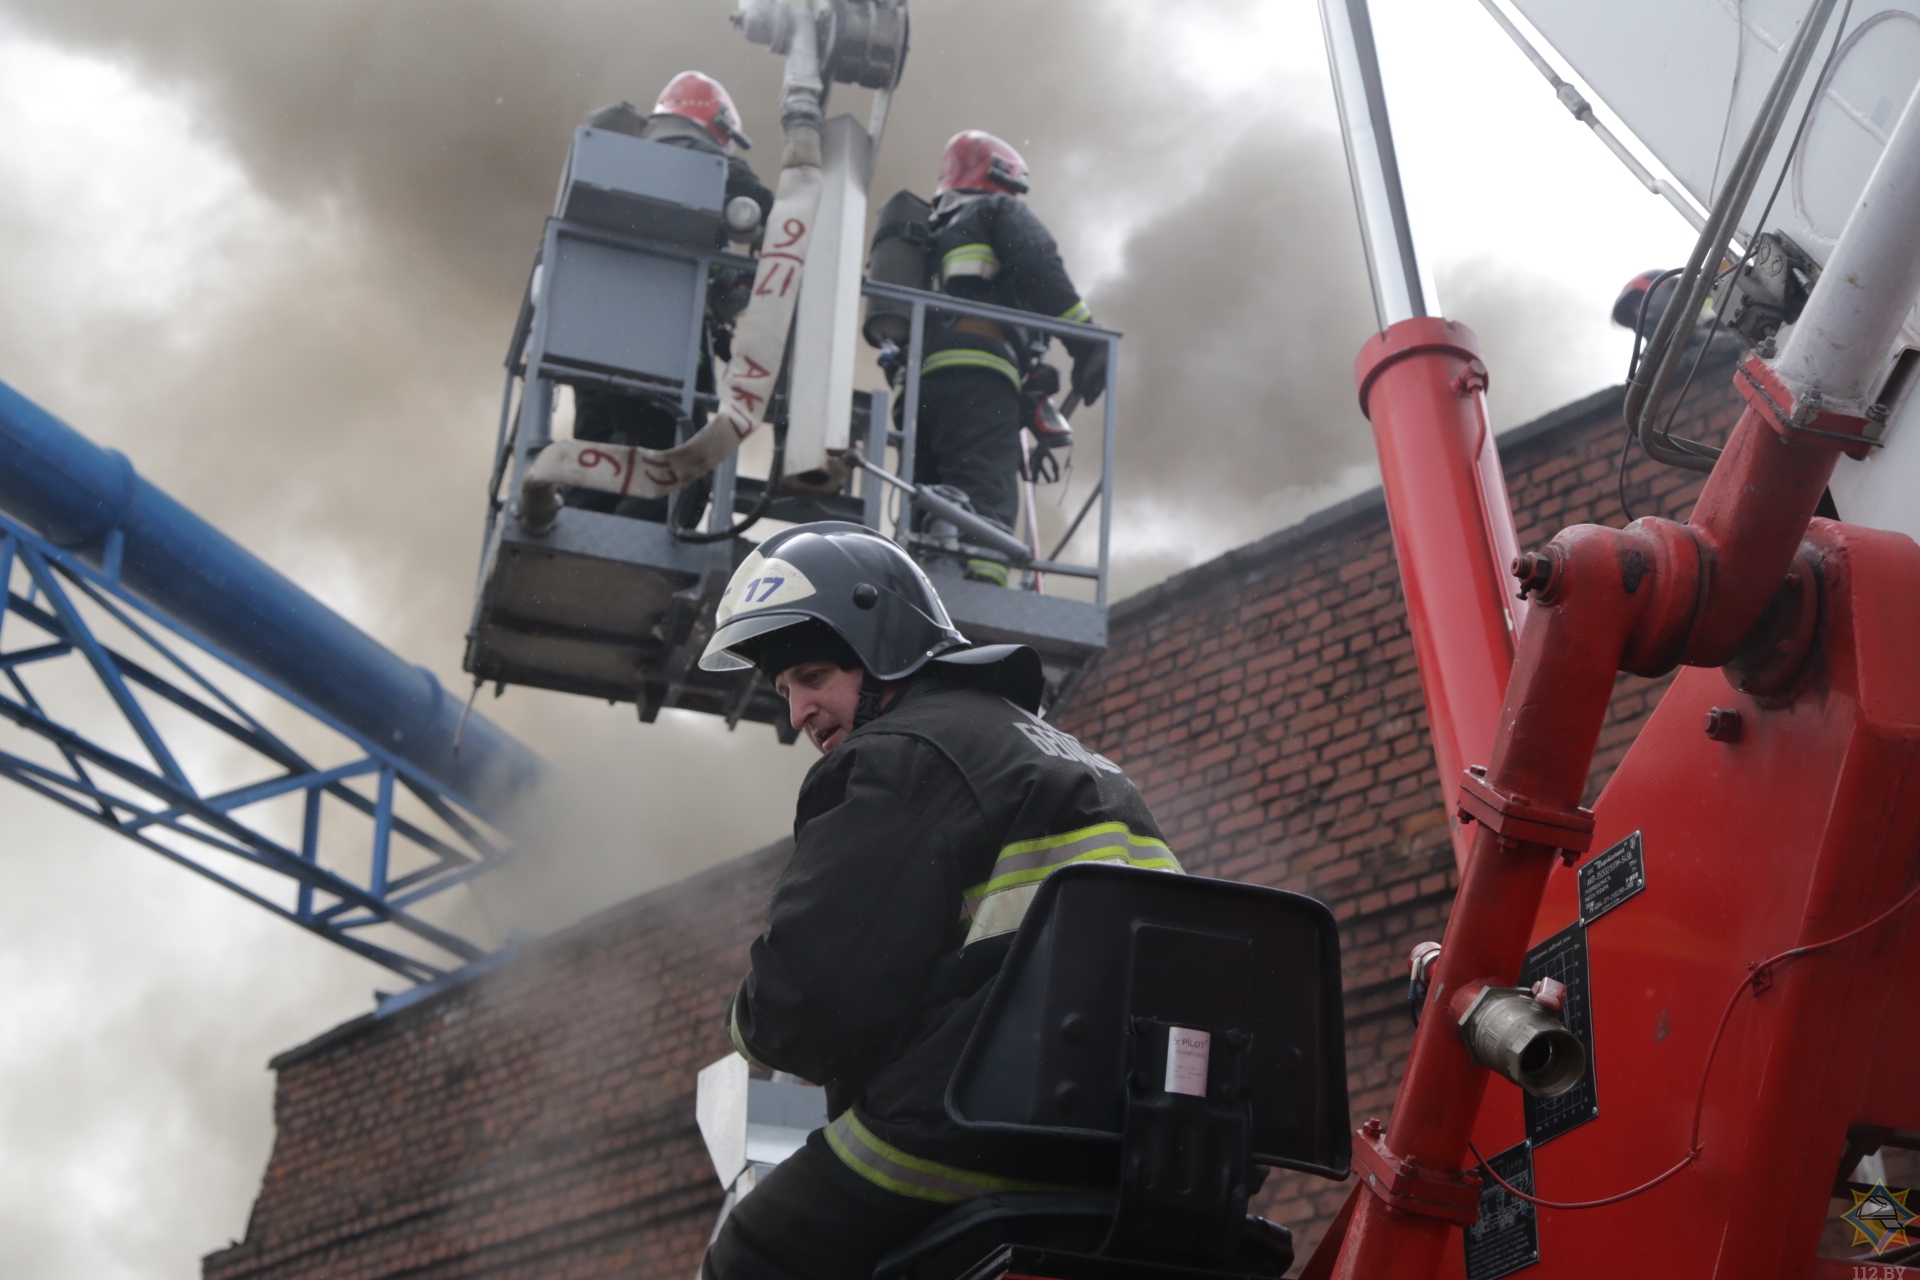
556;127;725;245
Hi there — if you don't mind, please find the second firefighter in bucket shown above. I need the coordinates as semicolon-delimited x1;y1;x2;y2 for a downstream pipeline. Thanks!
875;131;1105;585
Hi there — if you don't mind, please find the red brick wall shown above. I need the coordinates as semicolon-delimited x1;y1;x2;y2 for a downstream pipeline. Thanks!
204;843;785;1280
204;364;1743;1279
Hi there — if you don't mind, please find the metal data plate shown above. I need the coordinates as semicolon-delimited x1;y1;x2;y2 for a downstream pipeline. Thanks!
1519;923;1598;1146
1579;831;1647;924
1464;1141;1541;1280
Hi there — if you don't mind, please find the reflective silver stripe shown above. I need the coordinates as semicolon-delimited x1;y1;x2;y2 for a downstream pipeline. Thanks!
940;242;1001;284
825;1111;1068;1202
920;347;1022;387
968;877;1068;943
960;822;1182;945
985;824;1158;885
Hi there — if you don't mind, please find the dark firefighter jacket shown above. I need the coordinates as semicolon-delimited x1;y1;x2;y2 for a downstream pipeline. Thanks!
729;663;1181;1201
923;193;1097;390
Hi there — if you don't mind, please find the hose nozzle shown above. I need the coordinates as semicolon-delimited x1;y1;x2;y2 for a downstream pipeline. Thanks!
518;476;560;536
1452;983;1588;1099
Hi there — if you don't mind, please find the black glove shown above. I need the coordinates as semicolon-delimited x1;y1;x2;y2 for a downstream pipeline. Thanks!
1070;343;1108;406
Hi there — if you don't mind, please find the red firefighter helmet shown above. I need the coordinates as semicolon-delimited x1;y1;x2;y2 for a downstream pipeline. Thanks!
1612;268;1673;329
935;131;1030;196
654;70;752;151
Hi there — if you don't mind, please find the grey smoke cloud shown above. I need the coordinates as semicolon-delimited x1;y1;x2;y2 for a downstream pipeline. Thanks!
0;0;1392;910
0;2;1630;1276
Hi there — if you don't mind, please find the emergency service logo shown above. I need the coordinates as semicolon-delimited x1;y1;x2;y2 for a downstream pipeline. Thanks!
1841;1180;1918;1254
1012;707;1121;774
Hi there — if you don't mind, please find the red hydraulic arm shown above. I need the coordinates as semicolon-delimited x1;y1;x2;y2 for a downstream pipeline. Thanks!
1357;320;1525;871
1318;69;1920;1280
1320;0;1527;873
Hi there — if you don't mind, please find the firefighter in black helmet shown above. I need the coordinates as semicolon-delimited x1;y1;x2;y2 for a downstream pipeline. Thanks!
697;523;1178;1280
889;132;1104;585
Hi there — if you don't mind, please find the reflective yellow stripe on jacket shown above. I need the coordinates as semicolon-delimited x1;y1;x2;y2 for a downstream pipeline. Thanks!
939;241;1001;284
826;1111;1076;1202
1059;299;1093;324
920;346;1022;387
961;821;1181;947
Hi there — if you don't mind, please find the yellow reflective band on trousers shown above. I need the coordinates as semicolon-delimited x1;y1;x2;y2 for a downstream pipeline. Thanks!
965;558;1010;587
961;822;1182;946
940;242;1001;283
920;347;1022;388
825;1111;1073;1203
1059;300;1093;324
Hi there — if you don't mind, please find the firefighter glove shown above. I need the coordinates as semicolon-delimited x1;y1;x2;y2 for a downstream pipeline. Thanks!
1070;343;1107;407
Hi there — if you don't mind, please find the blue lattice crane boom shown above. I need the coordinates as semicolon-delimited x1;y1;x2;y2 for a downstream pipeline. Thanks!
0;380;541;985
0;382;537;801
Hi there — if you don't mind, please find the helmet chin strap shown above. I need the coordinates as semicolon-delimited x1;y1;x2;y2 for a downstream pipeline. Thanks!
853;669;891;729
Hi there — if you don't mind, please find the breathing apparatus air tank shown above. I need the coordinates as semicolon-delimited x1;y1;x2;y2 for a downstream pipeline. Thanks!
862;188;932;348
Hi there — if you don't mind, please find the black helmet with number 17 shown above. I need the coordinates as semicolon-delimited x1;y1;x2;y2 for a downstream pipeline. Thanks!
701;523;969;681
700;522;1046;715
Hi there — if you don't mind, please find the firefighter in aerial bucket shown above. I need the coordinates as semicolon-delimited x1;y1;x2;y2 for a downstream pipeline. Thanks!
872;132;1105;586
569;71;775;525
695;522;1180;1280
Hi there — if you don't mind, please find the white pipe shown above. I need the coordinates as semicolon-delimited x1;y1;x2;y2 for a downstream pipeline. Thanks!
779;0;824;151
1774;79;1920;407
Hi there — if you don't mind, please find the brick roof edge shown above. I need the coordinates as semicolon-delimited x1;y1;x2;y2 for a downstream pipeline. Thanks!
1108;382;1628;627
267;837;792;1071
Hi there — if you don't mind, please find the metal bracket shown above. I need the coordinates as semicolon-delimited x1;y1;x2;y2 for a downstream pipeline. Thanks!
1457;766;1596;855
1350;1121;1483;1225
1735;355;1883;459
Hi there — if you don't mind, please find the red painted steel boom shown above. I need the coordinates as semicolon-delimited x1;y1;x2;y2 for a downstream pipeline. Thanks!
1356;320;1525;872
1320;0;1528;871
1316;53;1920;1280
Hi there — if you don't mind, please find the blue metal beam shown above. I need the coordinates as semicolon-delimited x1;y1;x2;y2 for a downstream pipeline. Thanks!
0;379;540;809
0;383;546;982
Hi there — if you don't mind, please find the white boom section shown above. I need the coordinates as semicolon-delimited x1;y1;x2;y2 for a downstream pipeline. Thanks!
1812;80;1920;542
785;114;875;484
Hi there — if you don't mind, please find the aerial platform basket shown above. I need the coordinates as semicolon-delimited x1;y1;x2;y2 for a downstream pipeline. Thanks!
465;127;1120;737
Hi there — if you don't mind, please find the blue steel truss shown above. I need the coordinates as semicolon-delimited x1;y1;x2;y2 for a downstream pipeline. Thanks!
0;510;509;984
